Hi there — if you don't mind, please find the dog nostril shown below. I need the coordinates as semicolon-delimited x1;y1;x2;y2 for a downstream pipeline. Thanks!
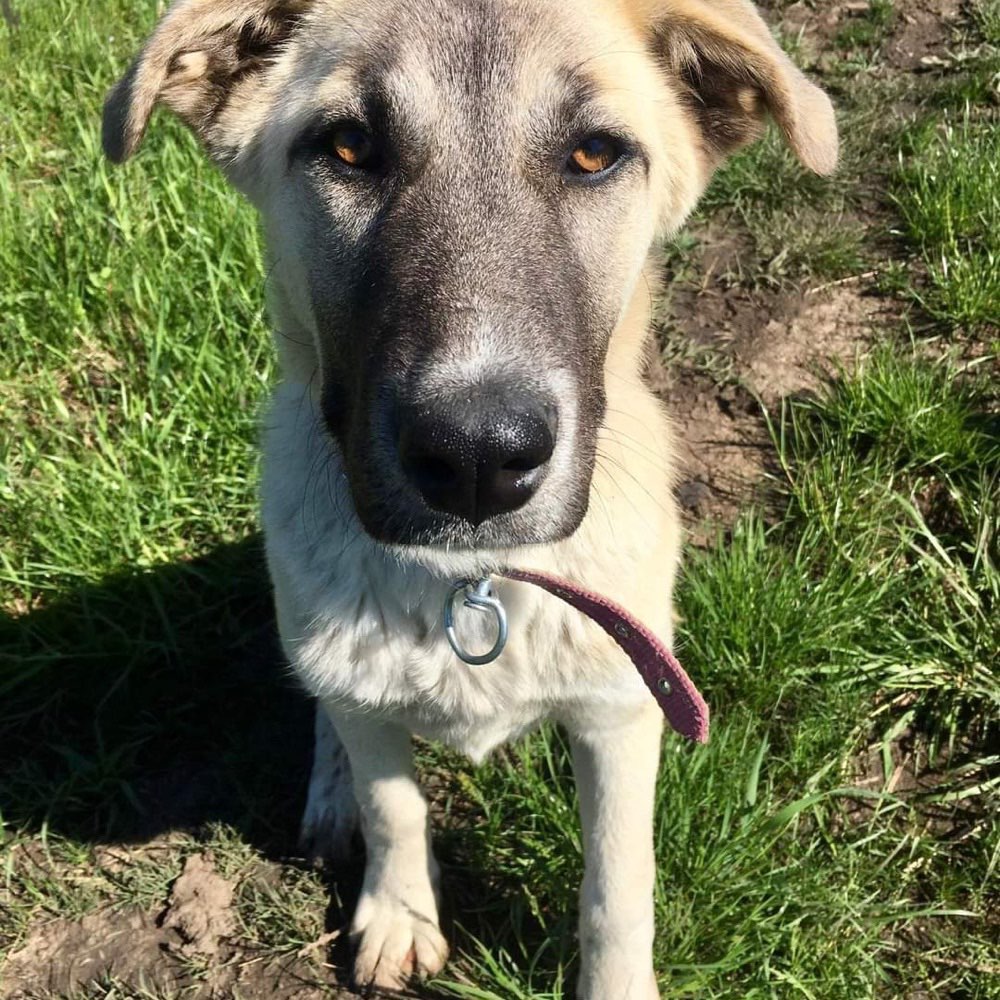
404;454;460;491
396;389;558;525
501;454;543;473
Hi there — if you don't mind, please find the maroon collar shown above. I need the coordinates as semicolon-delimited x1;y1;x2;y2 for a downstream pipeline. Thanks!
500;569;709;744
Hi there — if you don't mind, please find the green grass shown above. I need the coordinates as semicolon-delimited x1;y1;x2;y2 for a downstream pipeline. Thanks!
2;1;999;998
695;128;867;287
0;0;269;608
972;0;1000;45
893;114;1000;330
835;0;896;53
689;0;1000;311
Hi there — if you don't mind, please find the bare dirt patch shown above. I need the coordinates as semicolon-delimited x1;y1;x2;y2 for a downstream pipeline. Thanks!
884;0;966;72
160;853;237;959
0;852;351;1000
844;714;996;845
2;908;171;998
777;0;965;72
654;282;889;534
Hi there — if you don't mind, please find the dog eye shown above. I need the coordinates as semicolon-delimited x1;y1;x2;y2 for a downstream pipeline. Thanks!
331;125;375;169
567;136;621;176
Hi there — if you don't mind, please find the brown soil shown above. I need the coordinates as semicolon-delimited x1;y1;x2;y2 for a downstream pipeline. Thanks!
160;853;238;959
778;0;965;72
885;0;965;72
844;712;994;843
2;909;172;998
0;853;352;1000
654;281;889;536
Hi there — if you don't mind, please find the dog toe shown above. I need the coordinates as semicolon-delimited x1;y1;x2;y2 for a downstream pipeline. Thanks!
351;896;448;990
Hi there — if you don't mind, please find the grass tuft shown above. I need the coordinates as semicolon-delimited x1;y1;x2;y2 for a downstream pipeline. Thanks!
893;113;1000;330
971;0;1000;45
835;0;896;52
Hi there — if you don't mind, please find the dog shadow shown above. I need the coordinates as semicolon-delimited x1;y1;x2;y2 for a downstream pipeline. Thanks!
1;536;375;983
0;535;315;851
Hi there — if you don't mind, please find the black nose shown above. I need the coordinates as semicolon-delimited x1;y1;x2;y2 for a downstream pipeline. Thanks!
397;385;557;526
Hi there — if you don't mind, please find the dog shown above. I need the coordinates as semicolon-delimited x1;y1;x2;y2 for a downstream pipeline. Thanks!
103;0;836;994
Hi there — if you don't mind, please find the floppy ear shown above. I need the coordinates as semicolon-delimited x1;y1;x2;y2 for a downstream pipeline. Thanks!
641;0;838;174
102;0;310;163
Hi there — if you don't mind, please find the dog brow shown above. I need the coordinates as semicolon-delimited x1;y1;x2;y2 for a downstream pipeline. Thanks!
285;82;406;169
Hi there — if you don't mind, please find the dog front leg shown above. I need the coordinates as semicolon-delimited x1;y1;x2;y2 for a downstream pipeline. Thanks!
324;705;449;991
299;702;360;863
568;704;663;1000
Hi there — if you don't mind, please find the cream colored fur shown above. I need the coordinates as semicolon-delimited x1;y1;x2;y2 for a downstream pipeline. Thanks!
103;0;837;994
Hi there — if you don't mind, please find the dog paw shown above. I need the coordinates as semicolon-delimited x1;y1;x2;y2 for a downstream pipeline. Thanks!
350;892;449;991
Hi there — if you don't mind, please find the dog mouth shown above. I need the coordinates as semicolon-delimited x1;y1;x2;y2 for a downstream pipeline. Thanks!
348;472;590;553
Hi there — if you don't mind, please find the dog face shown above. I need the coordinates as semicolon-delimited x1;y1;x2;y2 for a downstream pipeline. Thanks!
272;0;669;549
104;0;836;551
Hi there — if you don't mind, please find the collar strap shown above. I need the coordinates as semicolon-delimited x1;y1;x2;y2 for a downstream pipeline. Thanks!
500;568;709;744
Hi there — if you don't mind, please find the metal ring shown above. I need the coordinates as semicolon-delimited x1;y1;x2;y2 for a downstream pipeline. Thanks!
443;578;508;665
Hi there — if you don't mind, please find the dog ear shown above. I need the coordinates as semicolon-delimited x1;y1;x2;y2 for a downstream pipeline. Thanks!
103;0;311;163
640;0;838;174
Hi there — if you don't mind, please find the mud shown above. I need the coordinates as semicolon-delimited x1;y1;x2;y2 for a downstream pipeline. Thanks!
160;853;237;958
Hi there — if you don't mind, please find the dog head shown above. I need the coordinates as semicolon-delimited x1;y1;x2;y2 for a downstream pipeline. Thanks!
105;0;836;552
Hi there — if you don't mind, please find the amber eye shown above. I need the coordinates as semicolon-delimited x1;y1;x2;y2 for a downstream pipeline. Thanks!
331;125;374;168
567;136;620;175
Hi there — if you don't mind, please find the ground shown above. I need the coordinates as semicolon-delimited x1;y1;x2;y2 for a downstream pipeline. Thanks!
1;0;998;998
